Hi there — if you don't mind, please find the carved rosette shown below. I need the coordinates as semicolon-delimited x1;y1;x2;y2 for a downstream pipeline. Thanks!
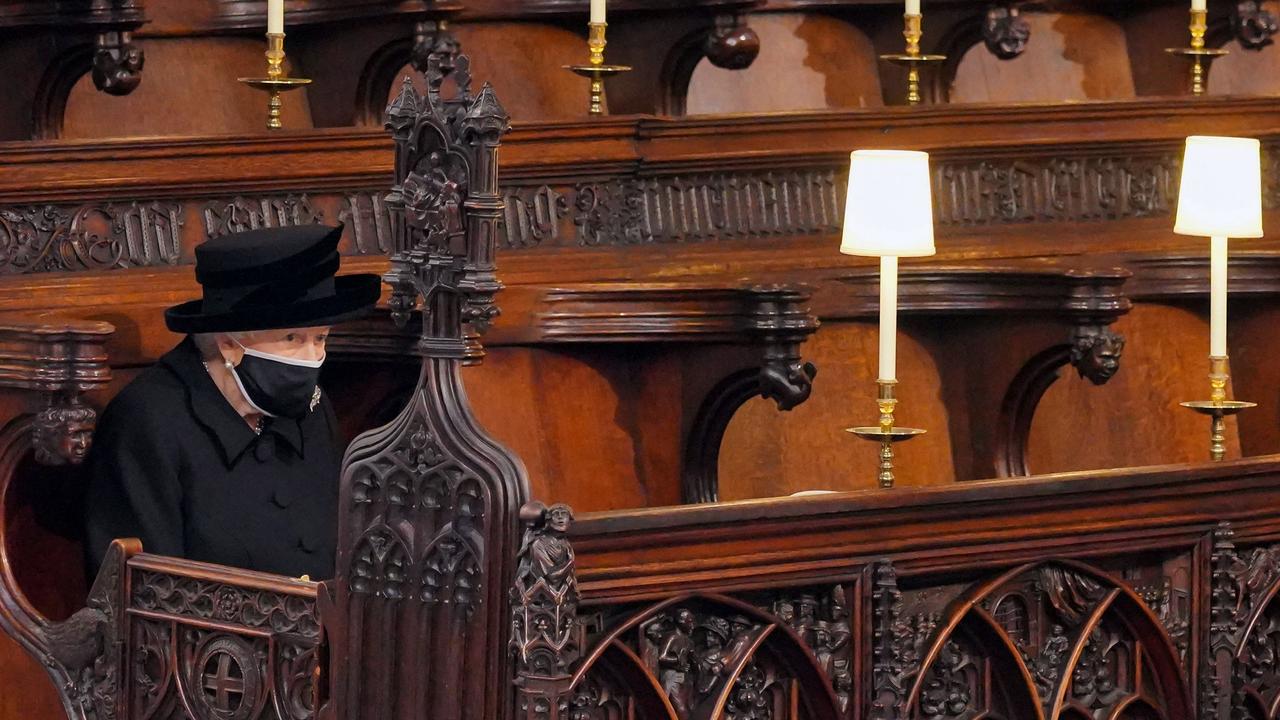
331;49;528;720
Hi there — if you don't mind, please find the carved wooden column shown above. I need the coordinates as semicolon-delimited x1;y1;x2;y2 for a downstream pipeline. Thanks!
325;53;529;720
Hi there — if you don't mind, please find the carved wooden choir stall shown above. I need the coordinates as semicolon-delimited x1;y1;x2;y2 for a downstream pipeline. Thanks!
8;1;1280;719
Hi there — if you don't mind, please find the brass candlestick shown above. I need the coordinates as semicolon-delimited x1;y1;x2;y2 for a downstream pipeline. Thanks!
565;22;632;116
847;380;926;488
1165;8;1227;96
238;33;312;130
880;14;946;106
1181;356;1255;461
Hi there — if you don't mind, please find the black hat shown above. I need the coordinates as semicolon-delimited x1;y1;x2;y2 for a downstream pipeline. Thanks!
165;224;381;334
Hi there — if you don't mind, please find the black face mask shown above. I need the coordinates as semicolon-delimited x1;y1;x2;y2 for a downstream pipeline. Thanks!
229;344;324;420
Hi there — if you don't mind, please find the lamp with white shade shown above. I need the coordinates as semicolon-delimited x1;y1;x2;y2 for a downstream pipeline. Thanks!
1175;135;1262;461
841;149;935;488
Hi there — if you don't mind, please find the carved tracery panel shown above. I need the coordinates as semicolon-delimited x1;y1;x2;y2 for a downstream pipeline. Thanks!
872;558;1191;720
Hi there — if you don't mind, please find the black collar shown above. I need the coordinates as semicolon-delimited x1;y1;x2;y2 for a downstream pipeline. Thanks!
159;338;304;464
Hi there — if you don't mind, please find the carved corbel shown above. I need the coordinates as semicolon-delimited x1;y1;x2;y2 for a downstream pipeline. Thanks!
704;13;760;70
1233;0;1279;50
31;396;96;466
411;19;461;75
994;323;1125;477
511;501;579;720
92;30;144;96
983;4;1031;60
682;286;818;503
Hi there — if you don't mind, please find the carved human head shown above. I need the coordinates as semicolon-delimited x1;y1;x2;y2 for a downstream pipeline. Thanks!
546;504;574;533
1071;328;1125;386
33;402;96;465
676;609;696;632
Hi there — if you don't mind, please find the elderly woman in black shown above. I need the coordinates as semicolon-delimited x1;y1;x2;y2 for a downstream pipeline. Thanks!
85;224;380;580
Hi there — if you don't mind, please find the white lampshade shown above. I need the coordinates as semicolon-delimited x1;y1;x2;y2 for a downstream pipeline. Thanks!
840;149;936;257
1175;135;1264;239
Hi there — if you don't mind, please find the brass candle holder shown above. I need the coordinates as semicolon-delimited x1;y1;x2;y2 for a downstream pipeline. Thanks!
880;14;946;106
1165;8;1227;96
846;379;926;488
564;22;632;116
238;33;312;130
1181;356;1255;461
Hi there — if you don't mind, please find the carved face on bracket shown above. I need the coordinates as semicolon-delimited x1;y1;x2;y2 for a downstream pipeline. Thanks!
546;504;574;533
1071;328;1126;386
34;403;96;466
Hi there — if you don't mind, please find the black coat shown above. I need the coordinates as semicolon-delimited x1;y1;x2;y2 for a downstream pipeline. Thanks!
85;338;341;579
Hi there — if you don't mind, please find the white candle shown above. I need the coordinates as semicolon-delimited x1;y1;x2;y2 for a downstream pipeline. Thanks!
906;0;921;15
1210;235;1228;357
268;0;284;34
590;0;606;24
1192;0;1207;12
879;255;899;382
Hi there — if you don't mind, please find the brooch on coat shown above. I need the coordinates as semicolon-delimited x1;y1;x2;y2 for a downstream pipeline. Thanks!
310;386;322;412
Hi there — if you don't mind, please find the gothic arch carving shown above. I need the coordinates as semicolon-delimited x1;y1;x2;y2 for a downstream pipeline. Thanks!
570;592;842;719
906;559;1192;720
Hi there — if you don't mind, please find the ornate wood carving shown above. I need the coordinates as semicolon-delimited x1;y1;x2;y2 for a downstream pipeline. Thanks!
328;50;528;720
122;555;323;720
7;133;1280;272
678;286;818;503
0;318;113;464
568;592;840;720
511;502;580;720
983;5;1031;60
871;561;914;720
704;13;760;70
1233;0;1279;50
995;322;1127;478
42;539;137;720
92;30;144;97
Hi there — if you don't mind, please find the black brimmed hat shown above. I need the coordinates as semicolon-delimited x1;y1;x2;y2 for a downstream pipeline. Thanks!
164;224;381;334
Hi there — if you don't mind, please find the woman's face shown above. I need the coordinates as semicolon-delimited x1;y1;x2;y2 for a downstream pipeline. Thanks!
234;326;331;362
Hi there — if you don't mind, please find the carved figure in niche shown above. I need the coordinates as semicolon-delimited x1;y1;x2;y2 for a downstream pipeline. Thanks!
643;620;666;672
695;617;731;695
1070;326;1125;385
1029;624;1069;697
513;503;576;596
657;609;697;714
724;615;756;667
33;400;96;465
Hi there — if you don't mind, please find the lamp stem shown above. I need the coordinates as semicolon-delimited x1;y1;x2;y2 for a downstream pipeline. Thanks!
876;380;898;488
